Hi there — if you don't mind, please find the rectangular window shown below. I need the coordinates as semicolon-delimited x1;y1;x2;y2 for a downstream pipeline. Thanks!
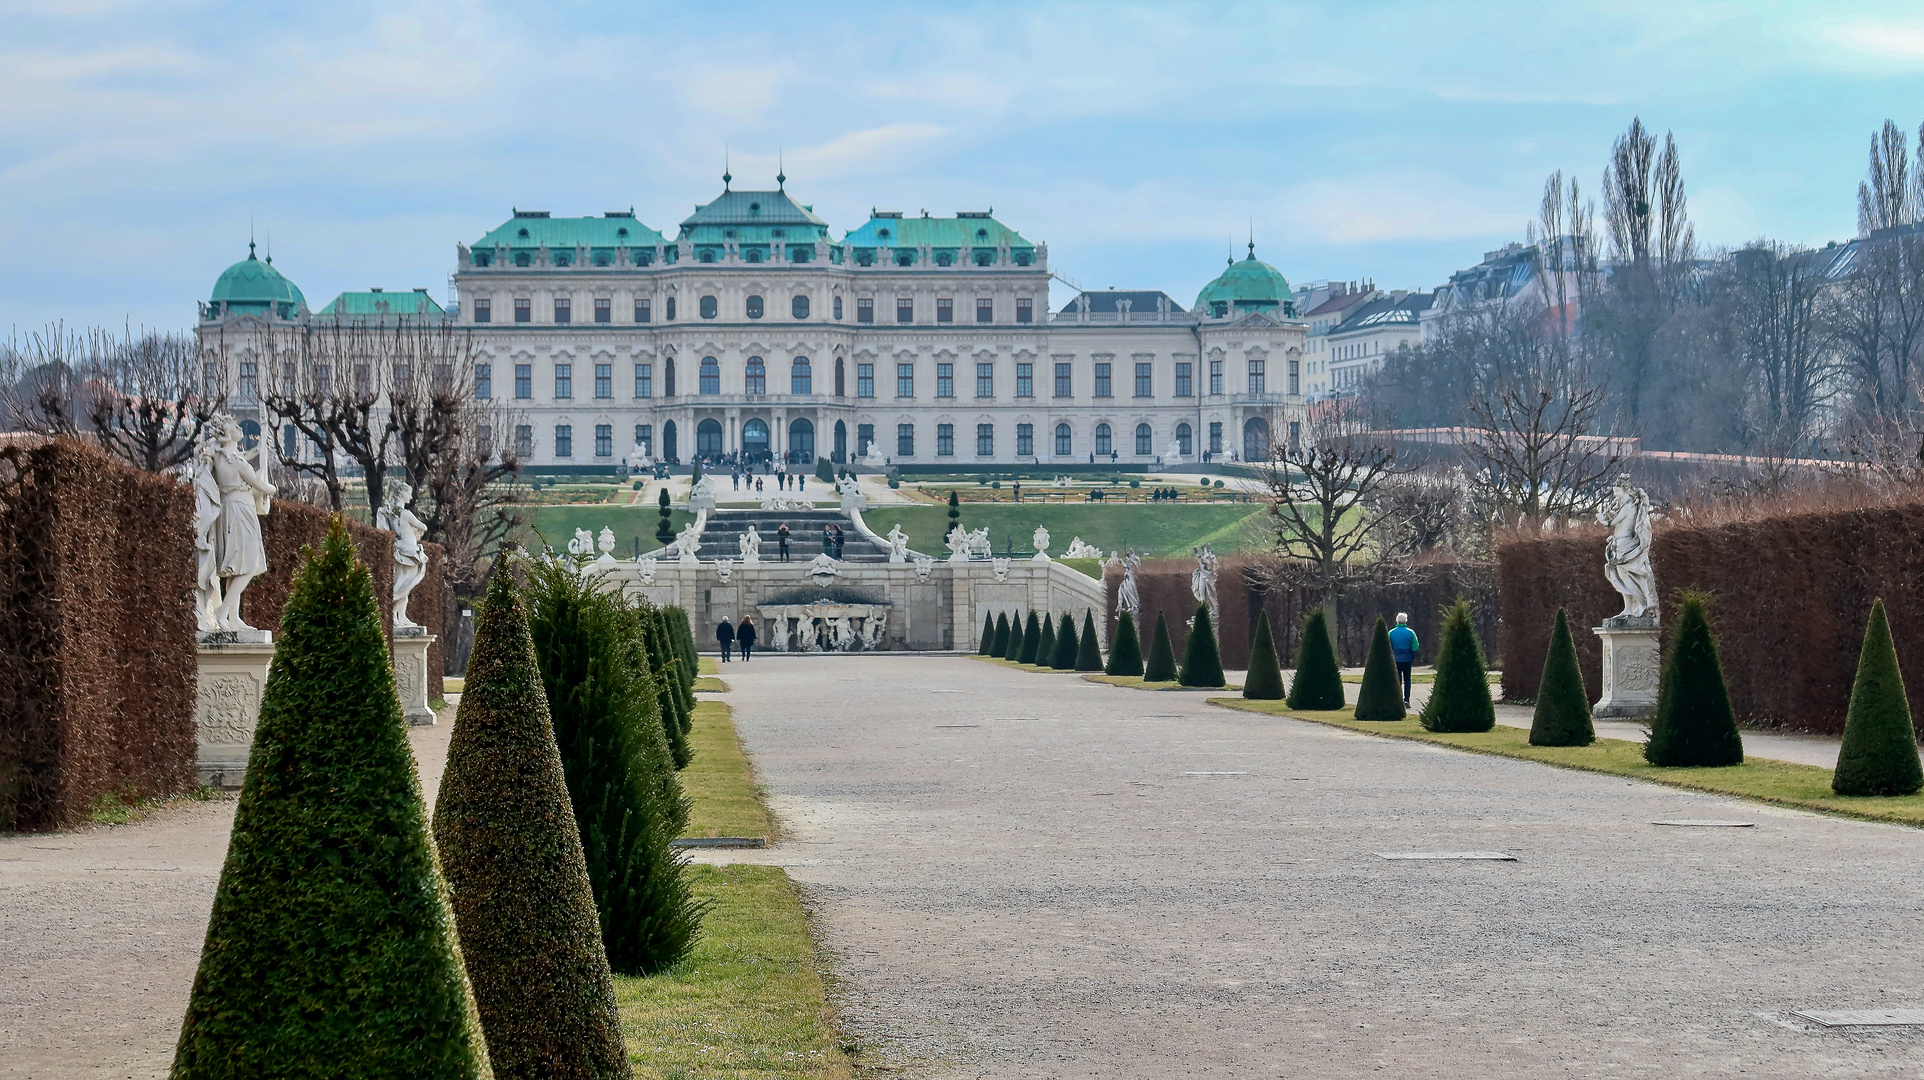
1209;421;1223;454
1093;362;1111;398
554;363;573;399
238;361;257;399
897;423;915;457
594;363;611;398
1289;420;1302;452
1175;361;1192;397
791;359;811;395
1248;358;1266;395
1289;358;1300;395
857;297;874;323
1135;362;1153;397
555;424;573;457
514;298;531;323
473;297;491;323
1016;362;1033;398
1016;297;1033;323
594;297;611;323
976;362;993;398
665;296;676;320
976;423;993;456
595;423;613;457
1015;423;1033;456
554;297;571;323
937;297;953;323
897;362;915;398
977;297;994;323
936;362;954;398
282;424;297;458
857;362;875;398
857;423;875;455
634;363;652;398
1055;424;1071;456
634;297;651;323
1209;358;1224;395
936;423;954;456
514;364;532;399
896;297;914;324
474;363;491;400
515;424;533;459
634;424;652;455
1054;362;1072;398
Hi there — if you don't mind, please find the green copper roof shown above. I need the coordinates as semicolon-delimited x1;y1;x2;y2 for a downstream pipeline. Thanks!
1195;244;1293;315
844;210;1033;251
473;210;666;250
209;244;306;312
317;288;446;317
677;188;832;244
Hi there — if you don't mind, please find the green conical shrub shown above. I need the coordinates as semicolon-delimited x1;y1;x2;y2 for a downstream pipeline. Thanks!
1019;610;1042;665
992;612;1012;658
434;572;633;1080
1180;605;1226;687
1051;611;1079;669
1354;617;1405;721
1834;599;1924;796
1529;608;1593;746
979;611;996;655
638;609;691;769
666;608;698;718
1003;611;1025;661
1143;612;1178;682
1645;591;1743;767
171;519;491;1080
525;562;704;973
1036;614;1056;669
1106;610;1142;676
1420;599;1495;733
1287;609;1345;710
1077;611;1104;671
1242;610;1285;700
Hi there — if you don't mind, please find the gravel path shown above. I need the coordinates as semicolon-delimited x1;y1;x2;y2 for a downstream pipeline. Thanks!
723;654;1924;1078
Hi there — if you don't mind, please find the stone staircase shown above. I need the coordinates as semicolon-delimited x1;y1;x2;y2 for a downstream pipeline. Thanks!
697;508;895;563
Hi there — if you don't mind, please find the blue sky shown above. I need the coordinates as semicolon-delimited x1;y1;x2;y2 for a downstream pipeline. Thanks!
5;0;1924;329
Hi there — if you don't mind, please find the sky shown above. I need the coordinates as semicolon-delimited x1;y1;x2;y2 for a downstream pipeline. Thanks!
5;0;1924;330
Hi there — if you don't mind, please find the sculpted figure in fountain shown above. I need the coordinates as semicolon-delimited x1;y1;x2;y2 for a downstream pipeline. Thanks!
886;523;911;564
739;526;762;566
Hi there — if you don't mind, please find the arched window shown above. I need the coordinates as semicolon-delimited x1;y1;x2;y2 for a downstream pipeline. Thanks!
699;295;718;318
1243;416;1270;461
936;251;953;266
663;356;676;397
696;418;724;458
1095;423;1112;455
514;252;531;267
792;295;810;319
833;419;848;462
789;417;815;463
1176;422;1193;456
742;418;769;460
663;420;678;461
834;355;845;397
744;357;766;395
1135;423;1152;455
699;356;720;395
791;357;812;395
745;295;764;319
1055;423;1072;456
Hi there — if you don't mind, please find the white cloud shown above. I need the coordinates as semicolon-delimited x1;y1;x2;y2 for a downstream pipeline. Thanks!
1820;17;1924;63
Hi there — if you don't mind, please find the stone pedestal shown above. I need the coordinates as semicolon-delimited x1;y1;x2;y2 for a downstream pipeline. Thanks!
392;628;439;726
1593;616;1660;720
196;631;275;789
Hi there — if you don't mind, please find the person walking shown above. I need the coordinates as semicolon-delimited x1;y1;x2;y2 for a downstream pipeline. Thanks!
1388;612;1420;706
737;615;757;661
821;522;834;556
715;616;735;662
832;523;846;558
777;522;791;562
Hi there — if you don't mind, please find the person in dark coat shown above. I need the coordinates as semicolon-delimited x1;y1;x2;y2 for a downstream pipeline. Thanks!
777;522;791;562
737;616;757;661
832;524;846;558
716;617;735;662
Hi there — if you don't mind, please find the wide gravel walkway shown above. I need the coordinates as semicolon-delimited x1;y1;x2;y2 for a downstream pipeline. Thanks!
722;654;1924;1078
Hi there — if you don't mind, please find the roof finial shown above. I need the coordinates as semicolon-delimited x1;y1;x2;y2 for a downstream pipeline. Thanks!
777;148;786;191
264;228;272;265
1249;218;1255;259
249;216;257;260
723;146;732;191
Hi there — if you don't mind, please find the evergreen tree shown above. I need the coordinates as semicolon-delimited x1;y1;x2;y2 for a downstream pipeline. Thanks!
1645;591;1744;767
815;456;834;484
1106;610;1143;676
1419;599;1495;732
1003;610;1025;662
1353;616;1406;721
979;611;996;655
992;612;1012;657
640;608;691;769
1834;599;1924;796
1242;610;1285;700
1287;609;1345;710
171;520;490;1080
655;487;673;543
1019;610;1043;665
1528;608;1593;746
947;489;961;532
525;562;704;973
1036;614;1056;669
1076;610;1104;671
1051;610;1080;669
434;572;634;1080
1180;605;1226;687
1143;612;1178;682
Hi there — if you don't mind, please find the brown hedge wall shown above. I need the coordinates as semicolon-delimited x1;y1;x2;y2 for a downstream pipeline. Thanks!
0;440;197;831
1499;502;1924;734
1106;558;1498;669
422;542;445;701
242;500;394;638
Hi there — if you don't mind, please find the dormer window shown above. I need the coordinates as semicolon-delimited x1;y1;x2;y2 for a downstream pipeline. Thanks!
593;253;610;266
772;229;784;238
515;252;531;267
749;202;761;215
976;228;988;238
878;228;891;239
517;228;529;238
936;252;953;266
746;249;762;263
896;253;913;267
616;227;628;238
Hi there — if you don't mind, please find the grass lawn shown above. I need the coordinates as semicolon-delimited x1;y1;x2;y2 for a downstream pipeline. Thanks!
700;655;721;676
1212;700;1924;828
614;864;851;1080
859;503;1266;558
680;700;775;840
1081;672;1240;692
521;505;695;555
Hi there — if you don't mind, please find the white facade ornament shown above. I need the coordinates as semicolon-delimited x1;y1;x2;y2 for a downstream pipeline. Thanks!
991;557;1011;582
376;482;431;630
913;554;933;580
688;473;718;511
1191;543;1219;623
195;415;277;634
1063;537;1103;560
946;524;972;563
1031;526;1052;563
568;528;595;556
675;520;702;565
808;552;840;586
1599;478;1659;620
637;556;657;584
716;558;734;583
968;527;992;557
1117;549;1142;620
593;526;620;571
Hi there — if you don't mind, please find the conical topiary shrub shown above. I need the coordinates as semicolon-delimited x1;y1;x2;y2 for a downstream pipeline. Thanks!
1019;610;1043;665
1287;609;1345;710
1529;608;1593;747
1419;599;1495;733
1180;605;1226;687
1106;610;1142;676
639;609;691;769
1645;591;1743;767
1242;610;1285;700
171;519;491;1080
992;612;1012;658
1354;616;1406;721
1077;611;1104;671
1834;599;1923;796
1143;612;1178;683
1051;611;1079;669
1036;614;1056;669
979;611;996;655
1003;611;1024;662
434;571;634;1080
525;562;704;973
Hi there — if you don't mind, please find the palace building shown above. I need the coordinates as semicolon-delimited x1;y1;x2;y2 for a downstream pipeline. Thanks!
199;178;1307;469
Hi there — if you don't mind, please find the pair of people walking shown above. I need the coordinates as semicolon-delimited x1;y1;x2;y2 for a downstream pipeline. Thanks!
820;523;845;558
715;615;757;661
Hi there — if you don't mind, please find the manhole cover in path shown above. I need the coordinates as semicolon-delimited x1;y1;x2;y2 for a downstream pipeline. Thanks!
1794;1009;1924;1027
1182;771;1247;776
935;724;980;729
1376;851;1518;861
1651;819;1755;827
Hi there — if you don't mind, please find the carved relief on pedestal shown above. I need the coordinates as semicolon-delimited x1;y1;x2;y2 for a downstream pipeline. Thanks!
394;656;422;711
196;672;259;744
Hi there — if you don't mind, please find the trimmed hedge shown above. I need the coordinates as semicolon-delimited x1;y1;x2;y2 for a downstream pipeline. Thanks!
641;608;691;769
1052;611;1080;669
1242;610;1284;700
1529;608;1593;747
1287;609;1344;710
1036;615;1056;670
1106;610;1143;676
1354;617;1406;721
1019;611;1042;665
433;571;632;1079
1646;592;1743;767
171;520;489;1080
992;612;1012;658
1003;611;1025;662
979;611;996;655
1143;613;1177;683
1419;599;1495;733
1180;605;1226;688
1834;599;1924;796
1077;610;1104;671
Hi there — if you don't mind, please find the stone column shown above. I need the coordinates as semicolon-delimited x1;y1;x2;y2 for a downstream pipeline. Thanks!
1592;615;1660;720
392;627;440;726
196;631;276;789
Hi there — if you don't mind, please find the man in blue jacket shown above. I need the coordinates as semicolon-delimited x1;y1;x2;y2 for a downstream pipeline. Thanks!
1388;613;1420;706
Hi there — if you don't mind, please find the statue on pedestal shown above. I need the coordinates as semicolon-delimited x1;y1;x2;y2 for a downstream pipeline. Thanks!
1191;544;1219;624
192;416;277;633
1599;478;1658;620
739;526;762;565
886;523;911;564
375;482;430;630
1116;549;1142;620
674;520;702;565
946;524;972;563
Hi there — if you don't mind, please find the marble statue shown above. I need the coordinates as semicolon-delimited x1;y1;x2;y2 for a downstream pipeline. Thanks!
1117;549;1142;619
376;483;430;629
992;557;1011;583
674;520;701;565
760;490;815;511
593;526;620;571
624;441;651;472
568;528;595;555
861;611;886;650
946;524;972;563
967;527;992;557
691;474;717;500
832;617;856;651
1190;544;1219;623
1053;475;1072;488
837;474;862;498
738;526;762;565
1063;537;1103;561
1031;526;1051;563
886;523;911;563
1600;478;1658;619
189;439;222;632
196;416;277;633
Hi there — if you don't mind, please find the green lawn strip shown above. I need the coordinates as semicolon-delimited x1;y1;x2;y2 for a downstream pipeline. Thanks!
1337;671;1501;685
1054;557;1102;579
700;655;721;677
614;864;851;1080
522;505;696;555
858;504;1264;558
1210;700;1924;827
1081;672;1241;692
693;676;729;693
681;700;776;840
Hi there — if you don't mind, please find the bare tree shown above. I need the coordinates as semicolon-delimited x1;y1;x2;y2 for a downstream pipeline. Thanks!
1717;241;1836;453
1369;467;1483;562
1462;328;1619;527
1595;117;1697;427
2;323;96;440
1860;119;1917;235
2;324;225;472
